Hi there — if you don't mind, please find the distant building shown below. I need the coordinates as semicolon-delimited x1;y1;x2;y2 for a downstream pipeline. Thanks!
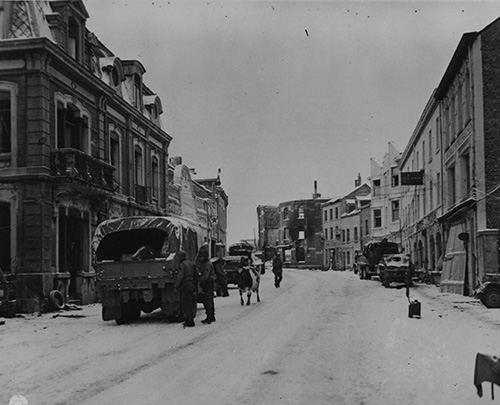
256;205;280;257
369;143;404;246
322;177;371;270
167;158;228;258
261;182;328;268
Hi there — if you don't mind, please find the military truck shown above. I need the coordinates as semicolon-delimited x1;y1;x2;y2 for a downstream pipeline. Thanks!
93;216;201;324
357;239;399;280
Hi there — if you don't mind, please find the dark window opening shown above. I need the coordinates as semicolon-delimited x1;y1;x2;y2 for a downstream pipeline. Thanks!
0;90;11;153
134;145;144;186
57;103;87;151
58;208;89;296
68;17;79;60
152;156;159;199
0;202;11;272
374;209;382;228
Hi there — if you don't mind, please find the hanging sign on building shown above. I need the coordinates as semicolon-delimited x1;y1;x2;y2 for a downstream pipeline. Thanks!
400;170;424;185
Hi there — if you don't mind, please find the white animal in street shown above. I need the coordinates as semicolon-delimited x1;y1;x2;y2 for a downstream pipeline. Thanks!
238;264;261;305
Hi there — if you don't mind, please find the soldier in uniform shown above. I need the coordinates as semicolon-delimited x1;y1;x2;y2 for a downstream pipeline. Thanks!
272;253;283;288
174;251;197;327
196;248;216;324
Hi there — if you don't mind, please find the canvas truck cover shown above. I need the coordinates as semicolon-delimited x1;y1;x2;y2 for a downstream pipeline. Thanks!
92;216;202;262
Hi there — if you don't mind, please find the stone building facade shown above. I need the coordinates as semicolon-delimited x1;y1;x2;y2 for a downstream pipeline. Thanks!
256;205;280;259
0;0;172;310
322;180;371;270
397;17;500;295
276;196;328;268
368;143;404;246
400;92;444;283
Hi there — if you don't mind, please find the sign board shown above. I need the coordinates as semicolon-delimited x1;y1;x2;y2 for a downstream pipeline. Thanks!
401;170;424;185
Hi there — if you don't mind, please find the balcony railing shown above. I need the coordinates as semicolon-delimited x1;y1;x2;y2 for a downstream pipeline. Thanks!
51;148;116;192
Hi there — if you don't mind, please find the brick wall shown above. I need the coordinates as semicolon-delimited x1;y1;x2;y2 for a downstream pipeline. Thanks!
481;21;500;229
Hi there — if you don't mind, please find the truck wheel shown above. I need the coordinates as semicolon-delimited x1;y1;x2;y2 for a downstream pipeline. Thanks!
481;288;500;308
127;303;141;321
49;290;65;310
115;317;128;325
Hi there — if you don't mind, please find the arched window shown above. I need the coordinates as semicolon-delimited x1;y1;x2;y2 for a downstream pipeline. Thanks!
109;129;122;190
151;154;159;200
134;144;144;186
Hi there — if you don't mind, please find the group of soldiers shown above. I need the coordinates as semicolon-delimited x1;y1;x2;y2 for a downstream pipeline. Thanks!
174;248;284;327
174;248;218;327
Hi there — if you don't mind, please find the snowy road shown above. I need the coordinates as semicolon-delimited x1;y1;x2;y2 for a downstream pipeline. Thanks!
2;269;500;404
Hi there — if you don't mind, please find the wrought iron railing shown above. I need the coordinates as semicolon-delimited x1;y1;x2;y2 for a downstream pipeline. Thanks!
51;148;116;192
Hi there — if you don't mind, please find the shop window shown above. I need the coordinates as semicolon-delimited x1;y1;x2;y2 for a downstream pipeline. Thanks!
0;90;11;153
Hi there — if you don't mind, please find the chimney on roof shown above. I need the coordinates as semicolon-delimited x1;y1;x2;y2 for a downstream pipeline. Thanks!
312;180;321;199
354;173;362;187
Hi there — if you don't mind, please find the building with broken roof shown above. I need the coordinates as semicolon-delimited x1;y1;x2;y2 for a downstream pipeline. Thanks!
0;0;172;310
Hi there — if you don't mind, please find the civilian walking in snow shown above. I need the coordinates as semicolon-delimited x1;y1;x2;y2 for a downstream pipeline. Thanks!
272;254;283;288
174;251;197;327
197;248;216;324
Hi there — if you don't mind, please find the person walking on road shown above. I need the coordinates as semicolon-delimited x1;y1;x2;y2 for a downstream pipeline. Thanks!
174;251;197;327
272;254;283;288
197;248;216;324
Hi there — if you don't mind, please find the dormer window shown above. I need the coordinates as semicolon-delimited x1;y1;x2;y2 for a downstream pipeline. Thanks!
99;57;124;91
68;17;80;60
111;67;120;87
134;74;142;109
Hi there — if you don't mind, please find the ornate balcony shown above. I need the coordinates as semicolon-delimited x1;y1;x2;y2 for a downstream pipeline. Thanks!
51;148;116;192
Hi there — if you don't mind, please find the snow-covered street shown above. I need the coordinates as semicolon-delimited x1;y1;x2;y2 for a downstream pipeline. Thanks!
2;269;500;405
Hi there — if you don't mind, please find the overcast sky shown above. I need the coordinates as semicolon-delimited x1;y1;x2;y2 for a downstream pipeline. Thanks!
86;0;500;244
